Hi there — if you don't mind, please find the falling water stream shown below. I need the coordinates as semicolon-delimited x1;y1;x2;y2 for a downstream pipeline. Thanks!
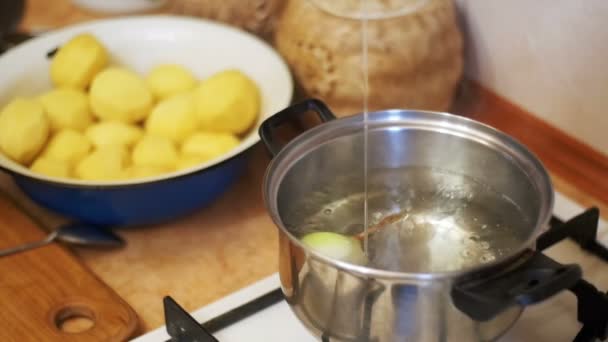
360;0;370;255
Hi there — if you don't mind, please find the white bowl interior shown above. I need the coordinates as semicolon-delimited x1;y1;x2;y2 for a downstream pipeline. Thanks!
0;15;293;186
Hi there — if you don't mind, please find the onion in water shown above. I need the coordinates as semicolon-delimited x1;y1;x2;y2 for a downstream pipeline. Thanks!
301;232;366;264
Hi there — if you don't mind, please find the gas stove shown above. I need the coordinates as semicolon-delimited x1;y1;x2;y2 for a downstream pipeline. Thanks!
133;192;608;342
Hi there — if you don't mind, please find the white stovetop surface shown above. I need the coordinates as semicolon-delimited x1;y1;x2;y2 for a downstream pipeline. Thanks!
133;192;608;342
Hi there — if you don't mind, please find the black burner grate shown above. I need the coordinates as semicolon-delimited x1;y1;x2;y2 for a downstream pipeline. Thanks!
538;208;608;261
537;208;608;342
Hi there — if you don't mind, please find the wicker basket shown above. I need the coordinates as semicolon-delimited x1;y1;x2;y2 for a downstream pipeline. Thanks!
274;0;464;115
167;0;285;39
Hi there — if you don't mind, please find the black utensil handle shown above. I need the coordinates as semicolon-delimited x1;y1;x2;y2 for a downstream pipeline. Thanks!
452;249;582;322
258;98;336;156
164;296;219;342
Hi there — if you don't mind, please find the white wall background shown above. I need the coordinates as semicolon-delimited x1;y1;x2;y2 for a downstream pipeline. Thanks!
456;0;608;155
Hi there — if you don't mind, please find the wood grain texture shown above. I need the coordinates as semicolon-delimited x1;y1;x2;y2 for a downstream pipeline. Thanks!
0;192;138;341
74;147;279;330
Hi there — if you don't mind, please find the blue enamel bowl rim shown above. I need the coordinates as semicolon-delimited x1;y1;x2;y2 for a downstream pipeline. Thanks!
0;15;293;189
9;144;253;189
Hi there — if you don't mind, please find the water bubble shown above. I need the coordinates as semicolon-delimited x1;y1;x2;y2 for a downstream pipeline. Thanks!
480;253;496;263
481;224;488;230
399;227;413;238
345;223;364;233
403;220;415;231
480;241;490;249
413;216;425;225
323;208;332;215
461;250;472;258
469;235;480;242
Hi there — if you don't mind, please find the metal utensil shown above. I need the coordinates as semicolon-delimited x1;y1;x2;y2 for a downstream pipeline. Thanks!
0;222;125;257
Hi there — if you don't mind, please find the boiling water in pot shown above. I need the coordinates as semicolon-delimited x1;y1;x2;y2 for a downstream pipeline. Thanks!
293;167;531;273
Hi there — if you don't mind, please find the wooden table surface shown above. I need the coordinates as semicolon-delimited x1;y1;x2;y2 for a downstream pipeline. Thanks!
14;0;608;338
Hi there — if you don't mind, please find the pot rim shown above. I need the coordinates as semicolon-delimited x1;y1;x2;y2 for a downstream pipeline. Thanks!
263;109;554;281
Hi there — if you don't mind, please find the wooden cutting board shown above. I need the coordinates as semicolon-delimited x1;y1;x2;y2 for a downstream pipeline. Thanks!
0;192;139;341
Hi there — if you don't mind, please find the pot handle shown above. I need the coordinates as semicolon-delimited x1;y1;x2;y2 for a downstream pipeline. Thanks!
451;249;582;322
259;99;336;156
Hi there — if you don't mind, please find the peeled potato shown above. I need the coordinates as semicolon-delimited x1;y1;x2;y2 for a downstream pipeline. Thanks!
181;132;240;162
30;157;71;179
127;165;172;179
147;64;197;100
193;69;260;134
0;98;50;165
50;33;108;89
89;67;153;123
85;121;143;148
145;93;198;143
175;155;207;170
39;88;92;132
132;135;178;169
43;130;91;165
75;145;129;181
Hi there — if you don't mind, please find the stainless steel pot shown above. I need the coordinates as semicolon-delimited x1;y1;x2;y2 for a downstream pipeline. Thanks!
260;99;582;341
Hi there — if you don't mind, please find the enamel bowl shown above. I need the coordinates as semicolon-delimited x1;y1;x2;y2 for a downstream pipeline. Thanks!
0;16;293;226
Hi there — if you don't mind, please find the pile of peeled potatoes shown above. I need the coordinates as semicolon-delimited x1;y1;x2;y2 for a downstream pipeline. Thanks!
0;33;261;181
